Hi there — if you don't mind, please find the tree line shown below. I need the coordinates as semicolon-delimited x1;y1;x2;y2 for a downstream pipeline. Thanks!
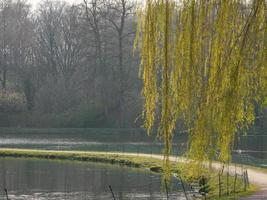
0;0;266;132
0;0;142;128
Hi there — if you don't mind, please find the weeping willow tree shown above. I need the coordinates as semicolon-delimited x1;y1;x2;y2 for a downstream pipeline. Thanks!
134;0;266;179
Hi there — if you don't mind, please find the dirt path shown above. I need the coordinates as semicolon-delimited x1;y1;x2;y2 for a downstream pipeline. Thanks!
105;152;267;185
239;188;267;200
102;152;267;199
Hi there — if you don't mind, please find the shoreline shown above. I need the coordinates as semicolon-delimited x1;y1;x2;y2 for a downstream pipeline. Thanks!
0;148;258;199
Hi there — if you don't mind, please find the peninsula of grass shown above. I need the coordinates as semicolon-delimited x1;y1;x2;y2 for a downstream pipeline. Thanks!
0;148;257;200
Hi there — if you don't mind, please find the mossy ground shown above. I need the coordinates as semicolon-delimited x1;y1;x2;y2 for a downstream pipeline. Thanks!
0;148;257;199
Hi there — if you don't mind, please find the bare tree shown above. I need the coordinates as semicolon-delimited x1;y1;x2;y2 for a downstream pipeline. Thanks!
0;0;10;89
103;0;135;126
82;0;110;118
35;0;65;81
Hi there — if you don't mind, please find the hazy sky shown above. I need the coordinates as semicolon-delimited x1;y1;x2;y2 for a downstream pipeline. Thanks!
29;0;82;9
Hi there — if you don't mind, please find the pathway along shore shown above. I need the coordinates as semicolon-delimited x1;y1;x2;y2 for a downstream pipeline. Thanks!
0;149;266;199
100;152;267;199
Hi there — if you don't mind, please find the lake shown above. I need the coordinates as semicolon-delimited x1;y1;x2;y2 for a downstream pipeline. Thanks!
0;128;266;168
0;158;187;200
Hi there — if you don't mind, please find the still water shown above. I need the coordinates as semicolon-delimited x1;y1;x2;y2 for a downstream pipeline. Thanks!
0;128;266;168
0;158;186;200
0;128;188;155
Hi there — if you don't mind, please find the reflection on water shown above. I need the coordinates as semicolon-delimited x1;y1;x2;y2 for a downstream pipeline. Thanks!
0;130;188;156
0;129;266;168
0;158;187;200
2;192;188;200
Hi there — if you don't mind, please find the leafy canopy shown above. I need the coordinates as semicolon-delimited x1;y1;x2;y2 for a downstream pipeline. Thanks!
135;0;266;178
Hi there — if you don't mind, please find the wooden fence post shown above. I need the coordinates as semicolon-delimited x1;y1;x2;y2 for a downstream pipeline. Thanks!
218;173;222;197
109;185;116;200
233;173;237;193
4;189;9;200
180;177;189;200
164;179;169;200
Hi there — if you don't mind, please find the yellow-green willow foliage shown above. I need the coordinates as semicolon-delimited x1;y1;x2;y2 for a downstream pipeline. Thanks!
135;0;266;178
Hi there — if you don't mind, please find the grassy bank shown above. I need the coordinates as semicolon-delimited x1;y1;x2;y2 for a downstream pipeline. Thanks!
0;148;256;199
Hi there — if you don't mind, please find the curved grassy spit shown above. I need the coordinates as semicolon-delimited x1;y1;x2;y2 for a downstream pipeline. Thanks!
0;148;257;200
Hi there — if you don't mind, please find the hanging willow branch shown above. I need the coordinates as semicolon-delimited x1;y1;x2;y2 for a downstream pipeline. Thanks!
135;0;266;178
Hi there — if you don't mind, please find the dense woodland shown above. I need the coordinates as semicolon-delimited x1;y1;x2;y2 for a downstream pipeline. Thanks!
0;0;266;131
0;0;142;128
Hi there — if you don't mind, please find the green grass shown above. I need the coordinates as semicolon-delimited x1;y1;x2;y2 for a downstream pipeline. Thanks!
207;173;258;200
0;148;257;200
